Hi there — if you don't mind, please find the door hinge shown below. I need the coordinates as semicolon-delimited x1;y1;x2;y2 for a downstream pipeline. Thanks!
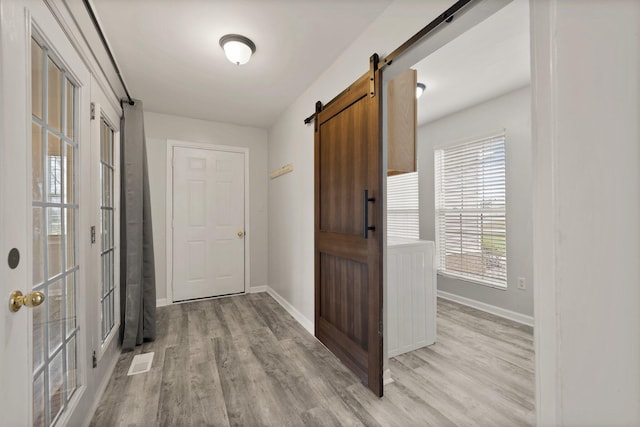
92;351;97;368
90;102;96;120
91;226;96;244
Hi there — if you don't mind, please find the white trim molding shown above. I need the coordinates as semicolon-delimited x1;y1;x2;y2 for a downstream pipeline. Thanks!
266;287;314;335
248;286;267;294
383;369;394;385
156;298;168;308
437;290;534;327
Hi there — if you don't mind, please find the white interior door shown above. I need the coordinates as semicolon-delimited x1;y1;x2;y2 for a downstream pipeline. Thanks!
172;146;245;301
0;1;91;425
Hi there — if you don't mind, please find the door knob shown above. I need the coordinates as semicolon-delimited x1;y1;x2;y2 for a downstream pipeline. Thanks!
9;290;45;313
237;231;244;238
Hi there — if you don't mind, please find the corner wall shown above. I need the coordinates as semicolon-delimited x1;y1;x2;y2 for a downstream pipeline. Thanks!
418;86;533;318
144;112;269;303
268;0;454;329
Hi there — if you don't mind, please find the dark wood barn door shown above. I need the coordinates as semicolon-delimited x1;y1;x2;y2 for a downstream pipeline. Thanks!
314;65;383;396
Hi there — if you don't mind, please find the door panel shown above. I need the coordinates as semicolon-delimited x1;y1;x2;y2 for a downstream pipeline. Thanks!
1;1;91;425
315;71;383;396
172;147;245;301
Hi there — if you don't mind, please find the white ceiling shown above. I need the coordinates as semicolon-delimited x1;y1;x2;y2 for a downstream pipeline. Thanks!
92;0;529;129
414;0;530;125
92;0;393;128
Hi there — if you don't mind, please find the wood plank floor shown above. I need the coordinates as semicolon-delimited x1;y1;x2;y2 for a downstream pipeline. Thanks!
90;293;534;427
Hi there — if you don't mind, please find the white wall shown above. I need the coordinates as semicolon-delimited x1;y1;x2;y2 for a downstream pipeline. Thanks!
268;0;455;328
144;112;269;302
531;0;640;425
418;86;533;317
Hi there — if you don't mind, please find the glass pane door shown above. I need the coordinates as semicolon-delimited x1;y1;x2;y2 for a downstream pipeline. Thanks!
100;118;116;341
31;37;79;427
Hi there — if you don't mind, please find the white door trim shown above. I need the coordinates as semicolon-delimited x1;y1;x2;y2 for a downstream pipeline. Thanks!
165;139;250;304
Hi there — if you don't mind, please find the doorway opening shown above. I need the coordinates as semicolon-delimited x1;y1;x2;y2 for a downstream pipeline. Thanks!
382;0;535;424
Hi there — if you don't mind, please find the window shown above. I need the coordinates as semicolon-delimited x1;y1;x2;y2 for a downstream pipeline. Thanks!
387;171;419;240
434;135;507;287
100;117;116;342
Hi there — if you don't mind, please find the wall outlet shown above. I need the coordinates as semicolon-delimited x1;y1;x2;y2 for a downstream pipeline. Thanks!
517;277;526;290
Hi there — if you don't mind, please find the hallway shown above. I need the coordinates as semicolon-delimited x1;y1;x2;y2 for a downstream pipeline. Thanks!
91;293;534;426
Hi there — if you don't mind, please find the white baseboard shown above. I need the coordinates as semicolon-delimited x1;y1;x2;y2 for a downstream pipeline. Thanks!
266;286;314;335
437;290;534;327
248;285;267;293
156;298;168;308
383;368;394;385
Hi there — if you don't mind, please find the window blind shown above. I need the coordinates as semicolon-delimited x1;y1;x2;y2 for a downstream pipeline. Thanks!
434;135;507;287
387;171;419;240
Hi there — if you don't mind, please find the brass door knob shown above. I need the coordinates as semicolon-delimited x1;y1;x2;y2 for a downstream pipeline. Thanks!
9;290;45;313
237;231;244;238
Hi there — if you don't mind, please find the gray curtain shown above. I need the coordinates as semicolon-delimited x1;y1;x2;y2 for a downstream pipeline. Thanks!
120;100;156;351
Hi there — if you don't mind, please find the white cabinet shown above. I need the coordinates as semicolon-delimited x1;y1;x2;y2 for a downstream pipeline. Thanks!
387;238;437;358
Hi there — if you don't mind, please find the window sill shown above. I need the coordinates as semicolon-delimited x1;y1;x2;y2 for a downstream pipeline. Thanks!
437;271;507;291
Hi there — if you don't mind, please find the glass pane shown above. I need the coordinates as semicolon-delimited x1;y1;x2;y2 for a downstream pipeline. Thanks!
104;251;110;298
101;299;107;338
32;123;43;201
65;79;74;138
47;207;62;279
109;250;114;290
47;134;62;202
33;372;45;427
33;303;45;370
108;290;113;330
101;121;106;163
108;128;114;166
66;208;75;269
100;210;106;252
64;143;73;204
66;336;77;397
48;279;63;355
33;207;44;286
31;40;43;121
47;59;62;132
104;210;111;249
103;166;112;207
110;211;115;249
66;272;76;336
49;350;64;422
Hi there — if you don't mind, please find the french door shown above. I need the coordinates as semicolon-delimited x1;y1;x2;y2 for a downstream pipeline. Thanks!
0;1;91;425
314;67;384;396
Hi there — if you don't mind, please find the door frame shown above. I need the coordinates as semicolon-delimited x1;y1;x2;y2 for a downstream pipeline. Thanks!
165;139;250;304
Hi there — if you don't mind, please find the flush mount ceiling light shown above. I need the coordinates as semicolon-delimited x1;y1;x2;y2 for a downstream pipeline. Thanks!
219;34;256;66
416;83;426;99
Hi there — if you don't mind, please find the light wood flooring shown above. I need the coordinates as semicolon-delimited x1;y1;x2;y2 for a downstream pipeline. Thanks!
90;293;534;426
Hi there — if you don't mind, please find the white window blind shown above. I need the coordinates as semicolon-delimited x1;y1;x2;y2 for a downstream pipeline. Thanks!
434;135;507;287
387;171;419;240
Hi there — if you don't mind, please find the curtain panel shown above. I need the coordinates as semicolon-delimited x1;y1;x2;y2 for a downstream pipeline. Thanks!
120;100;156;350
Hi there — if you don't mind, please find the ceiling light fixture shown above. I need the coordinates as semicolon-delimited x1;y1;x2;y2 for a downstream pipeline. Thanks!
416;83;426;99
219;34;256;66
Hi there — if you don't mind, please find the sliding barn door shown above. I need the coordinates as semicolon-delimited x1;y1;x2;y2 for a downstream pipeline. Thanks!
315;66;383;396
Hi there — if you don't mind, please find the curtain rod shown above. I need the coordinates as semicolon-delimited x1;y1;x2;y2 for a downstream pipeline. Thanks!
82;0;134;106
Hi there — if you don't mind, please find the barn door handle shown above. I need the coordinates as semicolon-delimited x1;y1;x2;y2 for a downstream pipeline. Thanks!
363;189;376;239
